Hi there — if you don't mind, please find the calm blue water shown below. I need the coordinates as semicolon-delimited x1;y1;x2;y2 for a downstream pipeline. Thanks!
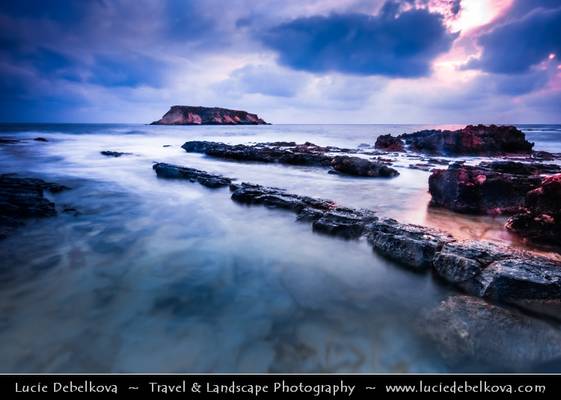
0;123;560;372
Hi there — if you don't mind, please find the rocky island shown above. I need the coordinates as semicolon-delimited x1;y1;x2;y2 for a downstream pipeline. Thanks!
151;106;268;125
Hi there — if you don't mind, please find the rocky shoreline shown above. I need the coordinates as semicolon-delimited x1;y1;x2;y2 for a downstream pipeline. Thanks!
153;161;561;302
152;159;561;369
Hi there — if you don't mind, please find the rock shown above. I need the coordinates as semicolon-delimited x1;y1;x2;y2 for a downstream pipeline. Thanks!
152;162;232;188
366;219;454;270
230;182;336;212
397;124;533;155
0;138;20;144
330;156;399;178
229;183;377;239
100;151;133;157
532;151;557;161
151;105;268;125
477;160;561;175
421;295;561;370
312;209;377;239
506;174;561;248
182;140;339;167
374;134;404;152
0;174;68;239
433;240;561;301
433;241;512;284
33;137;48;142
428;162;543;215
467;256;561;301
408;163;433;171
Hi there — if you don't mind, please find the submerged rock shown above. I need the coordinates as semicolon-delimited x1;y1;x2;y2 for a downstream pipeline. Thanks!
0;174;68;239
428;162;543;215
100;150;133;157
151;105;268;125
330;156;399;178
153;162;232;188
506;174;561;248
374;134;404;152
421;295;561;370
398;124;534;155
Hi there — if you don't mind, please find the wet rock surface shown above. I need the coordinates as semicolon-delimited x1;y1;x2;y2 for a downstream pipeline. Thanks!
151;105;268;125
374;134;404;152
421;295;561;370
182;140;333;166
0;174;69;239
398;124;534;156
330;156;399;177
100;150;133;157
153;162;232;188
367;219;454;270
229;182;377;239
182;140;399;177
428;162;543;215
506;174;561;248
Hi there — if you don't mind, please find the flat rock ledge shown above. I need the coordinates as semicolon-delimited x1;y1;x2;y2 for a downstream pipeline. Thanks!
420;295;561;370
152;162;232;188
152;162;561;302
0;174;69;239
181;141;400;178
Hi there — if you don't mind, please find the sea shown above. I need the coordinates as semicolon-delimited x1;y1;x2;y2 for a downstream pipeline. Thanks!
0;123;560;372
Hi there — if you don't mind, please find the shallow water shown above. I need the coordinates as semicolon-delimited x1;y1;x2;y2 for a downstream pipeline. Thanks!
0;123;560;372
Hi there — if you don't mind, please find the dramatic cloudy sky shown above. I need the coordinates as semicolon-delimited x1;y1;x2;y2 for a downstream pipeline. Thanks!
1;0;560;123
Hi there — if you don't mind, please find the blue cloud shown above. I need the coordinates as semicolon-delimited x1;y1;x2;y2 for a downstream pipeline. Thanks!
468;1;561;74
217;65;307;97
88;54;166;88
260;5;457;77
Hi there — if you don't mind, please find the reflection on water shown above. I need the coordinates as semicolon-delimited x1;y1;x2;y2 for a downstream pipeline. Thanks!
0;123;559;372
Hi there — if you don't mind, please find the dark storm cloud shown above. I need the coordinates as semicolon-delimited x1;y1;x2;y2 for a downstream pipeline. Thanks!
259;3;457;77
467;0;561;74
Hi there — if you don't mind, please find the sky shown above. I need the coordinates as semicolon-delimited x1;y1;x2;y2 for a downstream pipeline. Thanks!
0;0;560;123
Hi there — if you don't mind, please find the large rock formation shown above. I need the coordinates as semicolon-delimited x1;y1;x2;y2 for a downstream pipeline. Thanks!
0;174;68;239
506;174;561;248
420;295;561;370
374;134;405;152
151;106;268;125
182;140;400;177
379;125;534;156
428;162;545;215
